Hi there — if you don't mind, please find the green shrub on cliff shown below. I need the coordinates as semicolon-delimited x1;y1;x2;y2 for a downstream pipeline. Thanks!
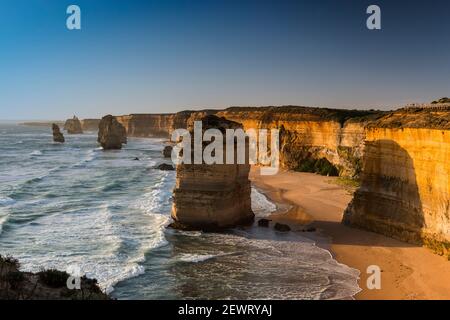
296;157;339;176
38;269;70;288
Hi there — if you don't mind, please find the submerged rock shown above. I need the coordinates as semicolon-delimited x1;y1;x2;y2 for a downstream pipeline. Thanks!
155;163;175;171
64;116;83;134
258;219;271;227
171;115;254;231
52;124;65;143
274;223;291;232
162;145;173;158
97;115;127;150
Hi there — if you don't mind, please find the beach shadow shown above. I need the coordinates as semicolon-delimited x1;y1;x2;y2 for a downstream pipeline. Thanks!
341;139;424;246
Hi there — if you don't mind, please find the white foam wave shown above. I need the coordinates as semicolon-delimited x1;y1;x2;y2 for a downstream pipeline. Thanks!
178;253;218;263
251;187;277;217
73;149;99;168
30;150;43;156
0;197;15;206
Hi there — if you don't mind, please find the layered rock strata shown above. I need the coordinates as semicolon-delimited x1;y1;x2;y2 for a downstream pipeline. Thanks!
171;115;254;230
344;107;450;257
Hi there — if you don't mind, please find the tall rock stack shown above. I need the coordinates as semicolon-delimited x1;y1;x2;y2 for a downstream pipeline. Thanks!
97;115;127;150
52;124;65;143
171;115;254;230
64;116;83;134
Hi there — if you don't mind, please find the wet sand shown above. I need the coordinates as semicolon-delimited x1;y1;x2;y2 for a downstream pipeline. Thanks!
250;168;450;300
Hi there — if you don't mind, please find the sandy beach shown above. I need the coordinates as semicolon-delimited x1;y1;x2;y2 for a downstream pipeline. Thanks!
250;168;450;300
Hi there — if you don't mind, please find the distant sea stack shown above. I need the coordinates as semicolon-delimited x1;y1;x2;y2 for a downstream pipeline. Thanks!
97;115;127;150
171;115;254;230
64;116;83;134
52;123;65;143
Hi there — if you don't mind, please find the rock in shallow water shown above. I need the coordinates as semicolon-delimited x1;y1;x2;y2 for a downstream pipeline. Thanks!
274;223;291;232
97;115;127;150
258;218;271;227
52;123;65;143
155;163;175;171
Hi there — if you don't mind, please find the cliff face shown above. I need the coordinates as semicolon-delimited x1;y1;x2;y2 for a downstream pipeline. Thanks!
107;106;450;255
80;119;100;132
344;108;450;257
171;115;254;230
113;107;379;177
216;107;378;177
115;114;175;137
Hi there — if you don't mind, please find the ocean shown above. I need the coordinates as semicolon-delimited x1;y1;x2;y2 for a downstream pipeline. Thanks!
0;123;361;299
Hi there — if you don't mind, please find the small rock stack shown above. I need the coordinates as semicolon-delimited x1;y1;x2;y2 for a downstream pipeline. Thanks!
52;124;65;143
64;116;83;134
97;115;127;150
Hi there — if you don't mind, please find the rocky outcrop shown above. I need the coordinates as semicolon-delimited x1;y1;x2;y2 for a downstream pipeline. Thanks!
64;116;83;134
155;163;175;171
171;115;254;230
97;115;127;150
344;108;450;258
52;124;65;143
0;255;109;300
81;119;100;132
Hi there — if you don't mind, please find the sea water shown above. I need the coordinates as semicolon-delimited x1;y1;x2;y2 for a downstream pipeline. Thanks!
0;123;361;299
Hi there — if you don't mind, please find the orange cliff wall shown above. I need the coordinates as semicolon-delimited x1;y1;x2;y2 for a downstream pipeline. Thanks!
112;108;377;177
343;127;450;254
216;108;371;177
110;107;450;254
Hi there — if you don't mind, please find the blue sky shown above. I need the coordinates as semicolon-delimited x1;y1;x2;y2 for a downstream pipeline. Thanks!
0;0;449;120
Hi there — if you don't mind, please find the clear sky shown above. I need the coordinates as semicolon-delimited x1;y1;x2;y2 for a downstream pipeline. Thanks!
1;0;449;120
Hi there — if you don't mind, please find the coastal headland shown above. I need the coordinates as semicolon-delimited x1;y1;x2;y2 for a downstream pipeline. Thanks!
20;103;450;299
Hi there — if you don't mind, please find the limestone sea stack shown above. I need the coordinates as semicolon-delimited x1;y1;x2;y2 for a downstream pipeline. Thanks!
171;115;254;230
52;123;65;143
97;115;127;150
64;116;83;134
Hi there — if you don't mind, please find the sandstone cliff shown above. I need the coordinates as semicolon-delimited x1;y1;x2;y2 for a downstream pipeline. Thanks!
115;114;175;137
97;115;127;150
64;116;83;134
171;115;254;230
344;107;450;258
113;107;382;177
106;105;450;256
80;119;100;132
